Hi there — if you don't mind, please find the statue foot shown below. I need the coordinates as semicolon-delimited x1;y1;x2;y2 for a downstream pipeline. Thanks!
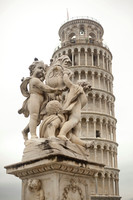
57;135;69;141
48;136;56;139
31;135;38;140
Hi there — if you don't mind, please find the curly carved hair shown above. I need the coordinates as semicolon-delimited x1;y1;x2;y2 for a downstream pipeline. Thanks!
29;59;48;76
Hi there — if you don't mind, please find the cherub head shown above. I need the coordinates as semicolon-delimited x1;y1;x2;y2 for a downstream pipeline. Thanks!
28;179;42;192
29;58;48;81
46;100;63;115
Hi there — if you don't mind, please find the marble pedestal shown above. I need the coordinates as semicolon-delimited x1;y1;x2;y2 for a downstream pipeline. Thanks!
5;138;104;200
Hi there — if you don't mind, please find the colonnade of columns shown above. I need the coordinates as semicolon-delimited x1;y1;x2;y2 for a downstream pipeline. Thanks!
86;93;115;116
91;144;118;168
54;47;112;73
72;70;113;93
81;117;116;141
94;173;119;196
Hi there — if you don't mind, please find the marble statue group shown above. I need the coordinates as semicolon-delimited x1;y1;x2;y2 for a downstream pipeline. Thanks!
18;56;93;148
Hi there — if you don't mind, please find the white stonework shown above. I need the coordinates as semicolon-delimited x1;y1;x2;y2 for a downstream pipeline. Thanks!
52;17;120;199
5;17;121;200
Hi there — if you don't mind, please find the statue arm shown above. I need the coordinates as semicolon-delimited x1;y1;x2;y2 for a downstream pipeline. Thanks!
33;78;58;93
63;74;73;89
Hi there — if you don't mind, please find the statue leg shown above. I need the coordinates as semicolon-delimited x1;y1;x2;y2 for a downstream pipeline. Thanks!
46;118;61;138
22;124;29;141
58;118;78;140
70;134;86;146
70;123;95;148
29;113;38;139
70;134;94;148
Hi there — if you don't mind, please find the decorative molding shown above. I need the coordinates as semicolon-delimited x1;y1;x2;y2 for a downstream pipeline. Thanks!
13;162;98;178
62;179;84;200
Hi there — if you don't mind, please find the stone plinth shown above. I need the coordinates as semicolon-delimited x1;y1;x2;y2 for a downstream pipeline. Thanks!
5;138;105;200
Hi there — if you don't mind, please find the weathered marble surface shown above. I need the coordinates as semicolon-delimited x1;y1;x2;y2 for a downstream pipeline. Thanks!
22;137;90;162
18;57;92;148
5;137;104;200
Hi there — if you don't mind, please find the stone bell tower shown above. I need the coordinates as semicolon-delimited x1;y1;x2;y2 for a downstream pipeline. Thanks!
52;17;120;199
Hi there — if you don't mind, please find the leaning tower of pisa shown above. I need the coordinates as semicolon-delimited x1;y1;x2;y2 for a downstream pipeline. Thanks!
51;17;120;199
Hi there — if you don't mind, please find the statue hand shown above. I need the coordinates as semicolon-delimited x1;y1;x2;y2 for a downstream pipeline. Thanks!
55;89;62;95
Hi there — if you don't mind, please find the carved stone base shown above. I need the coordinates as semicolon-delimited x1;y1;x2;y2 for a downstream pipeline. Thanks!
5;138;105;200
91;196;121;200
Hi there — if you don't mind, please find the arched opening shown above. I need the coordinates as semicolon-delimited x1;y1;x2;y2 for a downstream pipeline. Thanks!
74;48;78;65
81;70;86;79
89;32;96;44
68;32;76;43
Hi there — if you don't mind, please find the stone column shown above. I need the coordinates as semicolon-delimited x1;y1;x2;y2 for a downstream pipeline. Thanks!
86;119;89;136
93;119;96;137
112;103;115;117
102;174;105;195
115;152;118;168
107;100;110;115
78;50;80;66
99;95;102;112
104;97;107;114
79;72;81;80
92;72;95;88
100;119;103;138
115;179;117;195
98;73;101;89
115;178;119;195
94;174;98;194
114;151;116;168
111;150;113;167
72;50;74;66
93;94;96;111
85;71;88;80
113;126;116;142
107;78;110;92
110;124;113;140
106;57;109;71
97;52;100;67
85;50;87;66
108;60;110;73
91;50;94;66
107;147;110;166
105;122;108;140
103;75;106;90
102;53;105;69
112;176;115;195
101;146;104;163
108;174;110;195
110;62;112;73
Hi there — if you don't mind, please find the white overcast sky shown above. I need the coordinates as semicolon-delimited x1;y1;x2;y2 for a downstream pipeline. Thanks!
0;0;133;200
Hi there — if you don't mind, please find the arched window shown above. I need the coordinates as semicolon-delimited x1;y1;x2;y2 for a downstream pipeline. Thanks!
80;26;85;35
89;32;96;44
68;33;76;43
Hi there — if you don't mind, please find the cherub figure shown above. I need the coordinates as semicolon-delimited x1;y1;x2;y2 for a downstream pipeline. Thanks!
39;100;65;138
18;58;61;141
58;73;94;148
28;179;45;200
